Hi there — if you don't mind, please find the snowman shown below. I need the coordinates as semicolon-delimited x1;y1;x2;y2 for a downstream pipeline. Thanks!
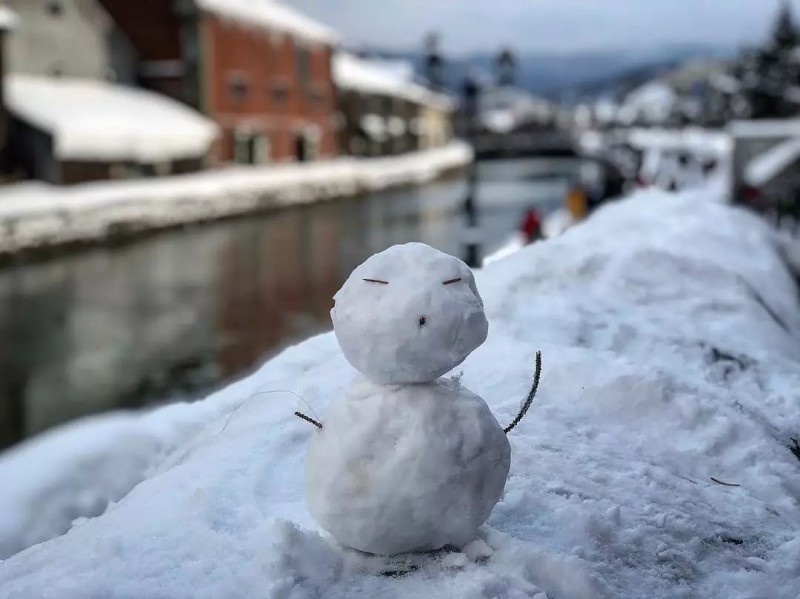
297;242;541;556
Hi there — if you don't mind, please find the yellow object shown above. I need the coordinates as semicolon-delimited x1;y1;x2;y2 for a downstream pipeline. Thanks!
567;186;588;221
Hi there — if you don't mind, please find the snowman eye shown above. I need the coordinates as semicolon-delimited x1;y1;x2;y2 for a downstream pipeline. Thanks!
363;278;389;285
443;277;462;285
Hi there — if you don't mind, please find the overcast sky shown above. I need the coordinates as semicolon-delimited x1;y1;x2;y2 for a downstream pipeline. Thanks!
288;0;794;55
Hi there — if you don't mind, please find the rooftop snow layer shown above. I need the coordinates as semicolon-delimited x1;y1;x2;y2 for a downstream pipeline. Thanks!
0;6;18;30
744;136;800;187
5;75;219;163
2;188;800;597
334;53;454;111
196;0;338;44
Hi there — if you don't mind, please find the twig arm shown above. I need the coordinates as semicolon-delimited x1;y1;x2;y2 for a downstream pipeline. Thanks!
295;411;323;429
504;351;542;434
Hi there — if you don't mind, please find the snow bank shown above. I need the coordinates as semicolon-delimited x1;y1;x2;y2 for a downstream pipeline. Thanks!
2;191;800;598
196;0;338;45
6;75;219;163
0;142;472;256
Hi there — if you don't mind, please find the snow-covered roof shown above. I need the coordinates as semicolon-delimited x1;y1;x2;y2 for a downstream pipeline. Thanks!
0;6;18;30
709;73;742;94
621;81;677;124
196;0;338;45
744;137;800;187
6;75;219;163
334;53;454;112
728;118;800;139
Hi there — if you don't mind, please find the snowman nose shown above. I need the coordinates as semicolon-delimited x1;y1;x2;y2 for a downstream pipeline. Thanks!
418;315;427;328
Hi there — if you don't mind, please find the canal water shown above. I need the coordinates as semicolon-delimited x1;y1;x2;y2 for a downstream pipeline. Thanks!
0;157;588;449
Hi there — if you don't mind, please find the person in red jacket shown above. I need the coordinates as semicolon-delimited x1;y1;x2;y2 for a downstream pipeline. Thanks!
520;208;542;244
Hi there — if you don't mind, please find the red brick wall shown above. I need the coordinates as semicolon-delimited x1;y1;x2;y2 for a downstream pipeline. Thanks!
204;15;339;163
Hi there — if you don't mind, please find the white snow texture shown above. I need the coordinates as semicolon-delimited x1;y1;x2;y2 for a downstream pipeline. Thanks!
332;243;488;384
2;189;800;598
306;376;511;555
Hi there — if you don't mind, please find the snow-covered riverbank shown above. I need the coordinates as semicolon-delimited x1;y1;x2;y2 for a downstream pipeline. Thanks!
2;186;800;598
0;142;472;257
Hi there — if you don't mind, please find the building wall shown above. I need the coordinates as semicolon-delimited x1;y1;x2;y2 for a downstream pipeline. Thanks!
204;15;338;164
60;157;206;185
5;0;133;80
418;105;454;150
98;0;191;103
337;90;426;158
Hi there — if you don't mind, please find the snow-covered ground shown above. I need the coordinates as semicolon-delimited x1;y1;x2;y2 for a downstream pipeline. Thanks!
3;187;800;598
0;142;472;256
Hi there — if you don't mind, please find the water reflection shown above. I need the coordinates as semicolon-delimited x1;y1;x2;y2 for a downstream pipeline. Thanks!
0;158;582;449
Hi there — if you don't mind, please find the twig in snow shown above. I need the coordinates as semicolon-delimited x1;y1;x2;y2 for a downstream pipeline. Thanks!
505;351;543;434
219;389;319;436
710;477;741;487
295;411;323;429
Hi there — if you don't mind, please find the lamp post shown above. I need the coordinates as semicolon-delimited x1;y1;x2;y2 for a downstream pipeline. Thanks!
462;75;481;267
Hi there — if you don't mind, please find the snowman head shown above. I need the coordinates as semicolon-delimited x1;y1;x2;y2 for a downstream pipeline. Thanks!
331;243;488;384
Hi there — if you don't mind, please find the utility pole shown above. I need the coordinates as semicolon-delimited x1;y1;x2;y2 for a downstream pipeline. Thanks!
462;74;481;267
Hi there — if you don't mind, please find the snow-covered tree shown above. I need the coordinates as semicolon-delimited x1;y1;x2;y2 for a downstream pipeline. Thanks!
771;0;798;51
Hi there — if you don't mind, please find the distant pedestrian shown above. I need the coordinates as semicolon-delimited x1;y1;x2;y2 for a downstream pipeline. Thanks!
520;208;542;244
567;185;588;222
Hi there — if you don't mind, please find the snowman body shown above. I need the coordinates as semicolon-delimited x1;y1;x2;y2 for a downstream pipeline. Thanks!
305;243;511;555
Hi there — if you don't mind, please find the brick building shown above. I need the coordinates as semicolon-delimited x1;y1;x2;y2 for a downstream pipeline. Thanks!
100;0;340;165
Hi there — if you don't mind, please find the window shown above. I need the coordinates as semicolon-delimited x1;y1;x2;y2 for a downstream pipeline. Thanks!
228;72;250;102
295;47;312;90
309;85;326;108
46;1;63;17
271;81;289;107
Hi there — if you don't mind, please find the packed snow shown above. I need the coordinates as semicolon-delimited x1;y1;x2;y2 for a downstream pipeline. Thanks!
5;75;219;163
196;0;338;45
332;243;488;384
2;189;800;597
0;142;472;255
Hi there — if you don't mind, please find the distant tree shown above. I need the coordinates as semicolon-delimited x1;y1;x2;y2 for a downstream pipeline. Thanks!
424;32;445;91
495;47;517;87
771;0;798;51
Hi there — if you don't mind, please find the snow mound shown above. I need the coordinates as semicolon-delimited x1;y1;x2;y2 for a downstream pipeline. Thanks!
2;191;800;598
